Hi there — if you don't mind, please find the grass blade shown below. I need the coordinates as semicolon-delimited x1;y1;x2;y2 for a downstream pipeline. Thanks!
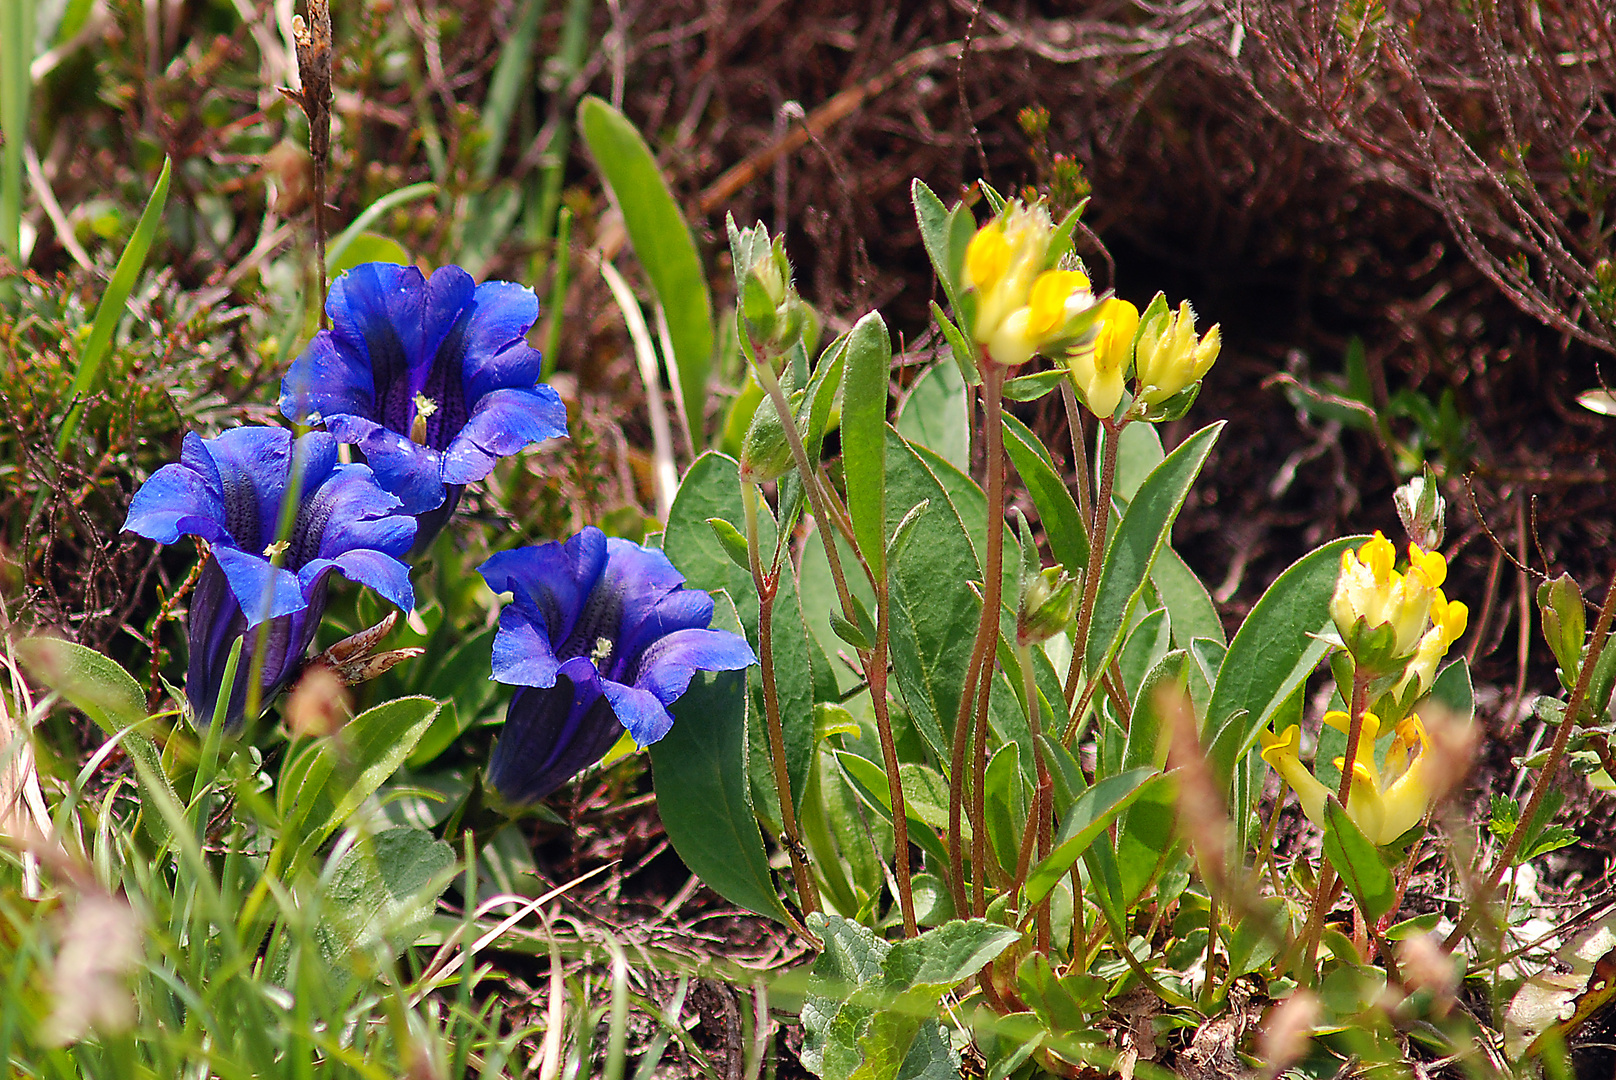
477;0;548;181
54;155;171;456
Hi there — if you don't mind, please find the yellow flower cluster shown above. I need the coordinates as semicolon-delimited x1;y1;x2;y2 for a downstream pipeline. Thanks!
1260;710;1441;846
963;203;1095;369
1329;531;1458;669
1063;294;1220;420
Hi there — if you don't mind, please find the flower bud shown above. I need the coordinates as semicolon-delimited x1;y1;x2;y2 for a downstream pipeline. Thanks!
1016;565;1078;646
738;387;807;485
1133;297;1220;409
1537;572;1586;688
1394;466;1446;550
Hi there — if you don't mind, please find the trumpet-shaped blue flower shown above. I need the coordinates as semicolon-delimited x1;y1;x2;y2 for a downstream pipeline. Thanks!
279;262;568;545
479;526;755;804
123;427;415;726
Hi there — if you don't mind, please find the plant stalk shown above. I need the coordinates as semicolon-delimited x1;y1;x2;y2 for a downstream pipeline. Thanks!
1444;560;1616;950
743;482;821;920
1063;416;1123;740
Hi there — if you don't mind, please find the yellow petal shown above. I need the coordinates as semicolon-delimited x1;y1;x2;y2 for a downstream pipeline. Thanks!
965;226;1010;291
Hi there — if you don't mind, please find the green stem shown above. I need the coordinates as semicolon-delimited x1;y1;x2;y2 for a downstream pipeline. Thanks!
743;483;820;921
1063;417;1123;740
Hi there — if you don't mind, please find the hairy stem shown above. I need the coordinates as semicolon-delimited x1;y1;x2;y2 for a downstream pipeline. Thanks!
744;483;821;921
1063;416;1123;740
968;364;1010;915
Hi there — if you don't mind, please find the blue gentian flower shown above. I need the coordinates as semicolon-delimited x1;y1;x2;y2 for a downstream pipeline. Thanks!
479;526;756;804
279;262;569;547
123;427;416;727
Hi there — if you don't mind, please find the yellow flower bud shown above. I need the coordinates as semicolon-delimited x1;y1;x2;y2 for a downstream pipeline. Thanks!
1134;299;1220;406
1067;297;1137;419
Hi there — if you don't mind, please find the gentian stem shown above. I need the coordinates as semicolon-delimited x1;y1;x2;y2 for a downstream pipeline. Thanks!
1444;559;1616;951
742;482;821;921
1063;416;1123;742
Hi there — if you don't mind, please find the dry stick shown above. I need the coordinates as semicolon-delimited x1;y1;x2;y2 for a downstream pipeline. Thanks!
1444;560;1616;951
744;485;821;922
1063;417;1123;742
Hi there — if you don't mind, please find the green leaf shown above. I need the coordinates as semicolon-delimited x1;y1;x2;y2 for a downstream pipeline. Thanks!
650;660;791;923
1384;912;1441;940
911;179;961;305
56;157;171;456
16;636;146;735
1322;796;1396;921
842;310;892;576
883;431;984;762
1002;413;1088;573
1025;766;1161;905
664;452;813;809
16;636;177;846
577;95;714;435
706;516;751;570
318;827;455;964
1110;420;1164;504
1204;536;1367;792
1152;544;1225;649
1429;658;1474;722
1084;422;1222;678
1002;369;1068;402
476;0;548;180
833;750;951;869
1225;895;1288;977
896;361;968;474
803;911;1015;1080
984;743;1028;875
278;696;441;855
928;300;980;386
327;232;410;280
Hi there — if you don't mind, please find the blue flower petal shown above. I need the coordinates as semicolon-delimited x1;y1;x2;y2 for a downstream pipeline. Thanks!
297;550;415;613
480;528;608;646
490;602;562;688
630;627;757;704
279;330;375;424
194;427;297;551
487;657;620;804
598;537;689;650
600;681;676;746
123;459;231;545
326;415;447;515
611;589;715;679
212;546;304;627
458;281;543;401
300;461;416;561
441;386;568;484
